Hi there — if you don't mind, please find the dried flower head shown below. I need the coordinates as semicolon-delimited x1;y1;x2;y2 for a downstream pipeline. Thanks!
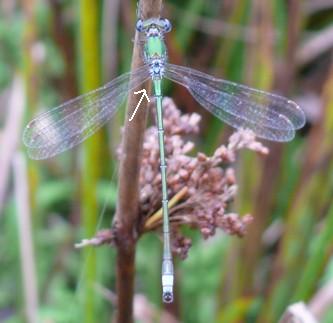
139;97;267;258
76;97;268;258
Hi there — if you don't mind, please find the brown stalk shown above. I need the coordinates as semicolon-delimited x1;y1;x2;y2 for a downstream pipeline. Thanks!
49;0;78;99
114;1;162;323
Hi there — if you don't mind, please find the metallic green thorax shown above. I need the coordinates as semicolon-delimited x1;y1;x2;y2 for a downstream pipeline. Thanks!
145;36;167;59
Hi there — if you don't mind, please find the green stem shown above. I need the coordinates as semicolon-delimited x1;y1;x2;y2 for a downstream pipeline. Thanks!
292;189;333;301
78;1;102;322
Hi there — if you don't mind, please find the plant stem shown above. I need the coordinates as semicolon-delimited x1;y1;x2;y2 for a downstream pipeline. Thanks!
114;1;162;323
14;153;38;323
0;77;25;212
78;1;102;322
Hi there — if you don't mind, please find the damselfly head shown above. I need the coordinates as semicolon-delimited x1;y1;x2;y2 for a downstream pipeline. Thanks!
136;18;172;34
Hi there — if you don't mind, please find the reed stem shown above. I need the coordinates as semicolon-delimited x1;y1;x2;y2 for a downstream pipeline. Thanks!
114;1;162;322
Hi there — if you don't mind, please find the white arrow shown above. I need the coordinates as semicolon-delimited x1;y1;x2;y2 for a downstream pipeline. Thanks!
129;89;150;121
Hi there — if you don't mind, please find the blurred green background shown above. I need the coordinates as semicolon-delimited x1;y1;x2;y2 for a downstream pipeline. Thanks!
1;0;333;322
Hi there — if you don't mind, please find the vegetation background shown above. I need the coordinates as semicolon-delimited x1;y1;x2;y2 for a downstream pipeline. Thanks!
1;0;333;322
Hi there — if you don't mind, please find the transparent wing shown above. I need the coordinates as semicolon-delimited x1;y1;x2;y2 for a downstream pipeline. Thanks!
165;63;305;142
23;65;150;159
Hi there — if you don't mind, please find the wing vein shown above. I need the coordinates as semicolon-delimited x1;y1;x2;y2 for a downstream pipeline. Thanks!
23;65;150;159
165;63;305;142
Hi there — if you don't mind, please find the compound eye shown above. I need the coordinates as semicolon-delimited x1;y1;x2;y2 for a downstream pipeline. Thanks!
136;19;144;32
161;18;172;32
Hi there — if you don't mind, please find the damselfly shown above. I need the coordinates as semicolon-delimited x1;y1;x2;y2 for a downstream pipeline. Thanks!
23;17;305;303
